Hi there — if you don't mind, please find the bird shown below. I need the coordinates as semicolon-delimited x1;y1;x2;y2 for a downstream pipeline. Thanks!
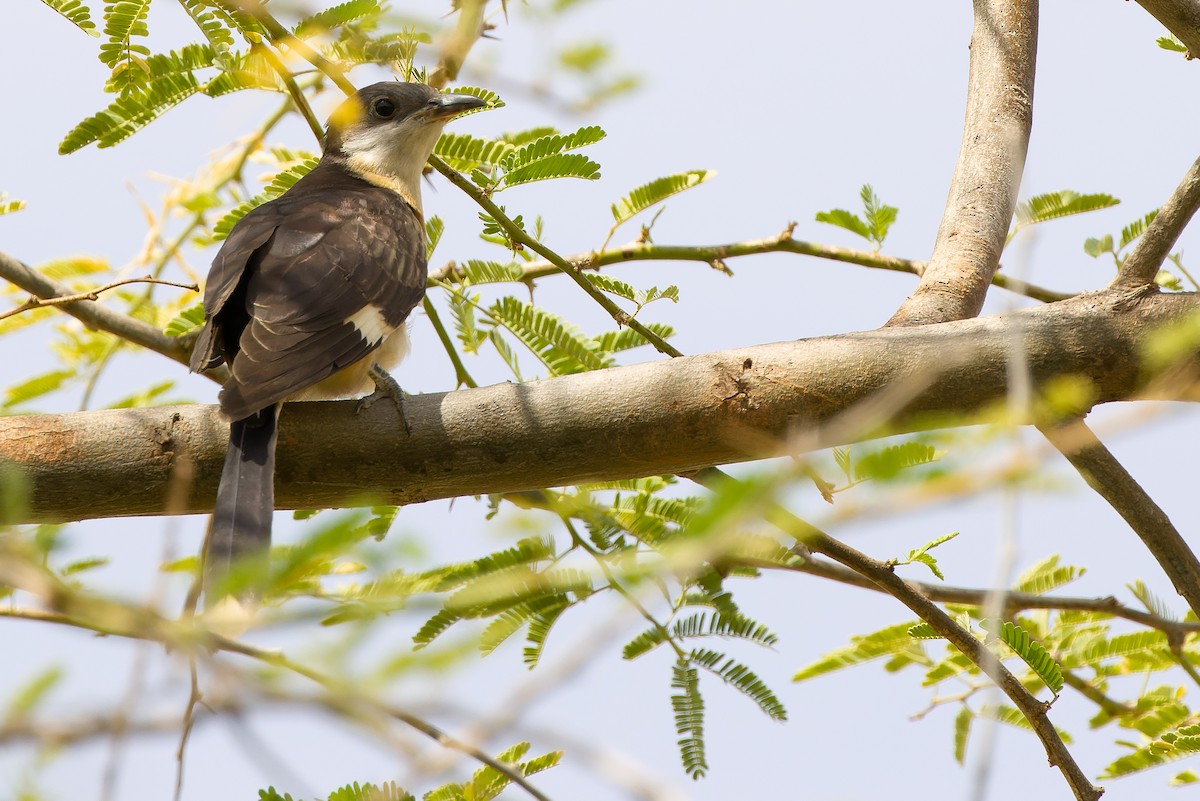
190;82;486;601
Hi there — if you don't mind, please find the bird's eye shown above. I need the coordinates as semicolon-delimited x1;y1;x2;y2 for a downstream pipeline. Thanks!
373;98;396;118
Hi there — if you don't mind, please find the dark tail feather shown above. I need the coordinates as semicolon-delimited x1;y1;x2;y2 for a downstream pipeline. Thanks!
204;405;279;601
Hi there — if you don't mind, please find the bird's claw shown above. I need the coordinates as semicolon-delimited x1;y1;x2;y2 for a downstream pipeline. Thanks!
357;362;411;434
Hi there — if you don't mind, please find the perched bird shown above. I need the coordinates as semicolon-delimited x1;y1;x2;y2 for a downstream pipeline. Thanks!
191;82;486;599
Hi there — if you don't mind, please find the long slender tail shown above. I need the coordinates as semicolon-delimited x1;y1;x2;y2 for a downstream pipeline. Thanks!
204;404;280;600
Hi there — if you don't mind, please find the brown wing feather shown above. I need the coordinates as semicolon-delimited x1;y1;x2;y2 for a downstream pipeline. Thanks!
193;162;427;421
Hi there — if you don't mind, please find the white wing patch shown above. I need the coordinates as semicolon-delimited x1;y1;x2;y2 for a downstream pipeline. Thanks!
345;305;395;344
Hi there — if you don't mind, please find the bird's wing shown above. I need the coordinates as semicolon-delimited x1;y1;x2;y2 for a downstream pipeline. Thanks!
202;183;427;420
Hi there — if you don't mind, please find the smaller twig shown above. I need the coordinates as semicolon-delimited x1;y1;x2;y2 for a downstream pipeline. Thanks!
214;0;357;96
0;252;223;381
0;276;197;322
254;42;325;145
427;230;1072;304
1060;670;1135;718
1113;155;1200;289
785;555;1200;640
686;467;1102;801
422;296;478;389
429;155;683;358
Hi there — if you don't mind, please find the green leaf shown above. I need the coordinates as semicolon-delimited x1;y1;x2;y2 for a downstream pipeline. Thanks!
5;666;65;722
203;50;279;96
434;132;515;172
456;259;525;285
60;71;203;153
491;327;524;380
486;296;611;375
42;0;101;36
622;625;668;660
523;597;569;667
1014;554;1085;595
611;170;713;226
3;369;75;409
425;215;444;260
294;0;382;38
582;273;638;302
178;0;234;66
1128;579;1178;622
859;184;898;247
853;441;937;482
60;557;110;576
1083;234;1113;258
99;0;153;94
448;291;484;353
1120;210;1158;251
814;207;871;242
1158;34;1188;53
908;623;941;639
1014;190;1119;227
592;322;676;354
690;648;787;721
794;621;925;681
212;157;320;239
1100;723;1200;778
953;706;973;764
164;302;205;337
979;619;1063;693
0;195;26;216
106;379;177;408
671;660;707;779
500;153;602;189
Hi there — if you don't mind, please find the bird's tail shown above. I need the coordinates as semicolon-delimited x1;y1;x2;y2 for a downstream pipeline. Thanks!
204;404;279;601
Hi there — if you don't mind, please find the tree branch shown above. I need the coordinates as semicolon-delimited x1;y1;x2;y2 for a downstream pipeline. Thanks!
887;0;1038;326
427;228;1073;304
787;555;1200;640
0;551;554;801
806;533;1101;801
1037;417;1200;618
0;251;217;379
428;0;488;89
683;468;1101;801
1112;155;1200;289
1134;0;1200;58
3;290;1197;523
429;156;684;357
0;276;197;322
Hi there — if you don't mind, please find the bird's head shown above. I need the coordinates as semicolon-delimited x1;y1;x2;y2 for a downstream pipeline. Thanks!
324;82;487;212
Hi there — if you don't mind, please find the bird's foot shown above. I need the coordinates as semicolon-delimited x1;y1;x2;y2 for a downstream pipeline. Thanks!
357;362;411;434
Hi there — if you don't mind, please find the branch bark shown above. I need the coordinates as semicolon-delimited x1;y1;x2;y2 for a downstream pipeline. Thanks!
887;0;1038;326
1038;417;1200;618
1134;0;1200;58
2;290;1197;524
1112;155;1200;289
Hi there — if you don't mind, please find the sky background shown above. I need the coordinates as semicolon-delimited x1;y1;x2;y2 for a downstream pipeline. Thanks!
2;1;1200;799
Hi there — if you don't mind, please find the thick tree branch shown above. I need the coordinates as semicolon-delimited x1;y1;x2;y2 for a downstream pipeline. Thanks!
0;251;217;379
1134;0;1200;58
1112;155;1200;289
427;230;1073;304
887;0;1038;326
3;291;1198;523
1037;417;1200;618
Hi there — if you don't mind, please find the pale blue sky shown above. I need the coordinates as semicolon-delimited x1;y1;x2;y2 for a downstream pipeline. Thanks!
2;2;1199;800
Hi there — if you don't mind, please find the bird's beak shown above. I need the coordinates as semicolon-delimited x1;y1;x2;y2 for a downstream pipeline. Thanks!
429;92;489;119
